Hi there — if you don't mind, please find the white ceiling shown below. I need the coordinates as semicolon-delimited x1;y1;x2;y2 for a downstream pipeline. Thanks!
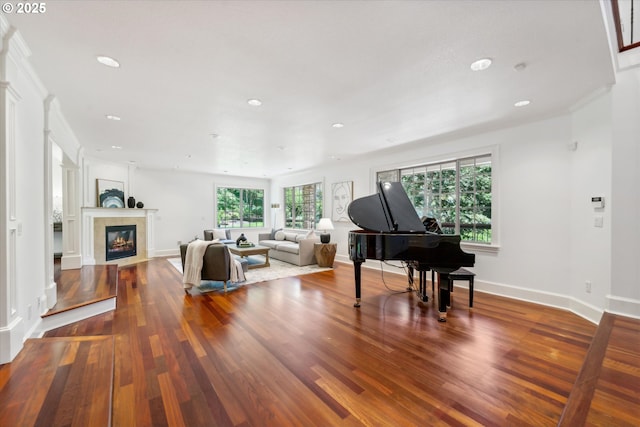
6;0;615;178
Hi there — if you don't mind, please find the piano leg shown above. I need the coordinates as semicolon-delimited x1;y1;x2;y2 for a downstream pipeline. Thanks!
407;265;414;291
437;272;451;322
353;260;362;307
418;269;428;302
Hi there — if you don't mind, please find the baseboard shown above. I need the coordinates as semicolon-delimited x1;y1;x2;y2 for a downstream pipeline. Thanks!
61;254;82;270
0;316;24;363
45;281;57;310
154;248;180;257
606;294;640;319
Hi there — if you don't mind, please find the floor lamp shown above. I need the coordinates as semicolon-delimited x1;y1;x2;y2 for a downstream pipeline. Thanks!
271;203;280;229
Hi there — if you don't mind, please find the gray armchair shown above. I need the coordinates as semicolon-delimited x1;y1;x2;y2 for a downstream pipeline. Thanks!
180;242;231;283
179;242;249;294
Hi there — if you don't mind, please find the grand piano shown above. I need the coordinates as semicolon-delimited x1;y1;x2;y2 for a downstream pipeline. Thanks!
348;181;475;321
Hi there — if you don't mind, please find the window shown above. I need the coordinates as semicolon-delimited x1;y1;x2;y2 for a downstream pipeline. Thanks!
216;187;264;228
377;155;492;244
284;183;323;229
612;0;640;52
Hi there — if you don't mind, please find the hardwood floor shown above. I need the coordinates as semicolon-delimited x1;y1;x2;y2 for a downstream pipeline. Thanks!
45;259;118;317
2;257;639;426
0;336;114;426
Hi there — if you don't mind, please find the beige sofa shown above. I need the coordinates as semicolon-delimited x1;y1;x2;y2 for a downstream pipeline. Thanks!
258;229;320;266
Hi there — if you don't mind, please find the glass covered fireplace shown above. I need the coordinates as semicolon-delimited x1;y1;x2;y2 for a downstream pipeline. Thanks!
105;224;137;261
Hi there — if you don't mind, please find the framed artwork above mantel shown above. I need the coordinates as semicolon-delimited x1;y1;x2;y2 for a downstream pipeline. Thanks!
96;179;125;208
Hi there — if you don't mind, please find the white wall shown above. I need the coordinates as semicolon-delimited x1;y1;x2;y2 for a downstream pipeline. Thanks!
134;168;271;256
569;92;613;316
83;158;130;208
610;67;640;315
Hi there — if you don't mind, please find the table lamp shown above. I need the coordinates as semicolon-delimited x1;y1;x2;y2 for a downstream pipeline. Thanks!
317;218;334;243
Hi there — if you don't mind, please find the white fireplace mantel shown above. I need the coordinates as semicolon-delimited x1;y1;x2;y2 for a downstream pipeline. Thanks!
82;207;158;265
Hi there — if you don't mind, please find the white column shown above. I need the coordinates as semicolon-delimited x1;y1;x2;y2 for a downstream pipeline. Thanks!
0;26;25;363
42;95;57;309
60;161;82;270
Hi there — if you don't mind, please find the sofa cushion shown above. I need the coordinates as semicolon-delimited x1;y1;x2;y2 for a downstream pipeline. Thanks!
276;242;300;254
212;228;228;240
275;230;286;241
270;228;283;239
284;232;298;242
259;240;279;249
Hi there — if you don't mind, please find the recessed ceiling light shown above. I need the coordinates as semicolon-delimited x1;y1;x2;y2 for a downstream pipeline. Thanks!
513;62;527;72
247;99;262;106
470;58;492;71
111;145;122;150
332;123;344;128
97;55;120;68
514;100;531;107
106;115;121;121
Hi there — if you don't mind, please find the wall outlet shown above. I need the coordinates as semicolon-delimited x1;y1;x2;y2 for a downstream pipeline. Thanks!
585;281;592;293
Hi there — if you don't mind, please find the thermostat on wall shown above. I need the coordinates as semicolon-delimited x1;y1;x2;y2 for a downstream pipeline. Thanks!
592;196;605;209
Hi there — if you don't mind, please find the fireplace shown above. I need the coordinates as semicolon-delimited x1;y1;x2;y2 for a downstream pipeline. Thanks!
105;225;137;261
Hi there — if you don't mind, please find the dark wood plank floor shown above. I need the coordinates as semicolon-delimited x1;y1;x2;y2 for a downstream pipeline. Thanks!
0;336;114;426
2;257;639;426
44;260;118;317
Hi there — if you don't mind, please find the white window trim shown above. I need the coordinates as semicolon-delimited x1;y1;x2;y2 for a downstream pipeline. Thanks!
214;184;268;229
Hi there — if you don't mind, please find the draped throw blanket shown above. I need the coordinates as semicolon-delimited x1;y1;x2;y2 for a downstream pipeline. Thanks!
183;239;246;291
229;256;245;283
183;240;214;290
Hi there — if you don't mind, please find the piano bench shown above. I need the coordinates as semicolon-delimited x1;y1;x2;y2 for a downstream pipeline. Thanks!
447;268;475;308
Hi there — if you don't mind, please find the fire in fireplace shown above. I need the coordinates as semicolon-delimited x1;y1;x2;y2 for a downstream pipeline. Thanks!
105;225;137;261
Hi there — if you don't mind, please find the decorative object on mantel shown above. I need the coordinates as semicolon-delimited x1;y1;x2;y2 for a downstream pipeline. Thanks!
136;201;144;208
96;179;125;208
127;196;136;208
236;233;247;246
317;217;334;243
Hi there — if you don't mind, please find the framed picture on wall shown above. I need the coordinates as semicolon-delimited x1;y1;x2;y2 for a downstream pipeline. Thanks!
331;181;353;222
96;179;125;208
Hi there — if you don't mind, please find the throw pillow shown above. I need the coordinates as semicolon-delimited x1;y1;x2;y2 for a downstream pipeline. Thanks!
284;232;298;242
274;230;286;241
213;229;227;240
270;228;282;239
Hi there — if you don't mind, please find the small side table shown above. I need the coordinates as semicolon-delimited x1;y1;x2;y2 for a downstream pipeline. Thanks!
314;243;337;268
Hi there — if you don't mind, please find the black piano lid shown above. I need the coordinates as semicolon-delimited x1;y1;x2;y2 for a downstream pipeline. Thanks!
348;181;427;233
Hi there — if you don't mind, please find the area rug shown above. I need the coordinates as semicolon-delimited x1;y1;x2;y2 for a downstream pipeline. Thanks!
167;256;331;293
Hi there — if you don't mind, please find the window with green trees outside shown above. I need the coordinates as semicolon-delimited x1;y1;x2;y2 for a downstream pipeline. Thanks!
216;187;264;228
283;182;323;229
377;155;492;244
